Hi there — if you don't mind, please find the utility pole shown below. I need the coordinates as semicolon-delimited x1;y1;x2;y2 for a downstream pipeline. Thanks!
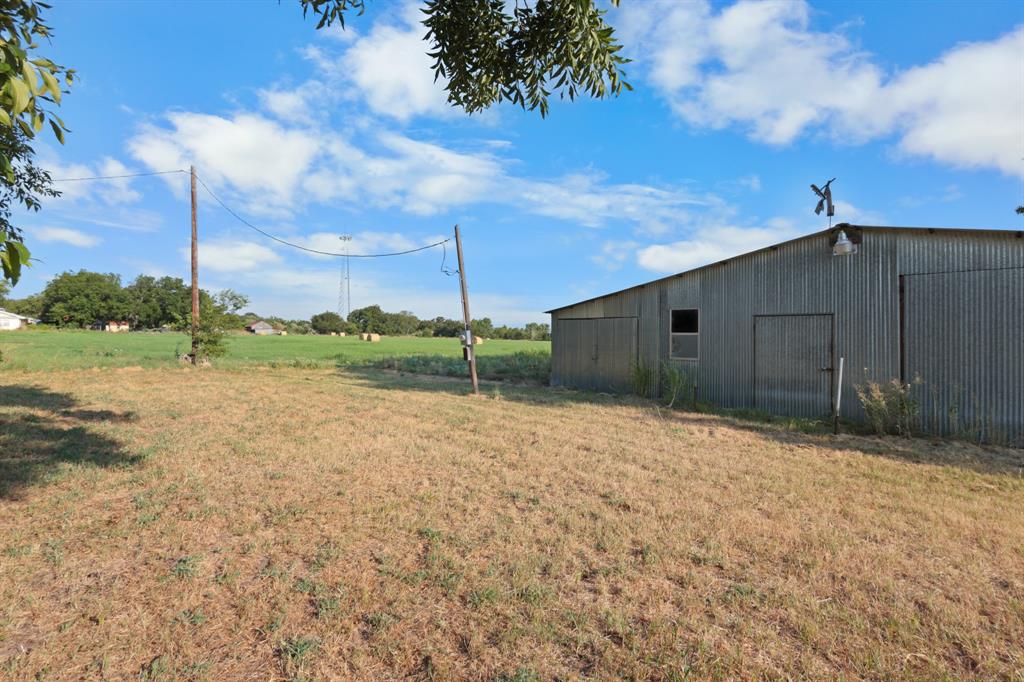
190;165;199;363
454;225;479;395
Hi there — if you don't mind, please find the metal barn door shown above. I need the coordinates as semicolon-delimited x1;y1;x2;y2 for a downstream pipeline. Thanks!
754;314;833;418
903;268;1023;444
553;317;637;392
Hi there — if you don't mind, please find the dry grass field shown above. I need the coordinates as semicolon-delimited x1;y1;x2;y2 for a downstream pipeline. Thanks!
1;367;1023;680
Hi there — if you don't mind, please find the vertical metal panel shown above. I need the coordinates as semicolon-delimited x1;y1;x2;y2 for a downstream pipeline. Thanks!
550;317;637;392
904;268;1023;445
550;228;1024;439
754;315;833;417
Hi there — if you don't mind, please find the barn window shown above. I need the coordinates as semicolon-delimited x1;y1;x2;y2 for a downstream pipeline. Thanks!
670;309;699;360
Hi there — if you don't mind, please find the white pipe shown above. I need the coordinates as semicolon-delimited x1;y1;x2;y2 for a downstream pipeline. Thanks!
835;356;845;414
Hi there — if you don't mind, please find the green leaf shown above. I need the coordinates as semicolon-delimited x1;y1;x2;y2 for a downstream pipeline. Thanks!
21;59;38;95
0;108;10;127
49;117;64;143
8;76;30;116
40;68;61;102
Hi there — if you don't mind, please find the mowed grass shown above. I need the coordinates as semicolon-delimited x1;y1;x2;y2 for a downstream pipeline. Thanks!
0;328;550;378
1;367;1023;680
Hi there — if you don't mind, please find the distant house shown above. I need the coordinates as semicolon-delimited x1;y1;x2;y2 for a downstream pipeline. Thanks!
0;308;30;331
246;320;275;335
90;320;130;333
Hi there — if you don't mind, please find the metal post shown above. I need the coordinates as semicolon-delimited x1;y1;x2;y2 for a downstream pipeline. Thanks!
833;356;844;435
339;234;352;320
190;165;199;363
454;225;479;395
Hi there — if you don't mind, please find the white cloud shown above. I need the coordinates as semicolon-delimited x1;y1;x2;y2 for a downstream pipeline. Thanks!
636;221;799;273
129;112;321;213
513;173;710;234
190;238;281;273
333;5;451;121
43;154;144;206
589;240;640;271
30;226;102;248
618;0;1024;176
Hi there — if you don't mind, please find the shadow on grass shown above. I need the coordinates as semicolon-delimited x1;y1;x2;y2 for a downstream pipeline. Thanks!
659;405;1024;477
342;367;1024;477
338;365;639;408
0;385;142;499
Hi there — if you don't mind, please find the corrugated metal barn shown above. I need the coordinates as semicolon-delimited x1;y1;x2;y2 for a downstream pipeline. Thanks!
548;225;1024;444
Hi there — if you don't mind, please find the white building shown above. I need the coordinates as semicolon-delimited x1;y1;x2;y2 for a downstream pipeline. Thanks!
0;308;31;331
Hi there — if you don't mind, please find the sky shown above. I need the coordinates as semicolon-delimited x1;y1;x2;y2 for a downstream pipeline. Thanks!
12;0;1024;325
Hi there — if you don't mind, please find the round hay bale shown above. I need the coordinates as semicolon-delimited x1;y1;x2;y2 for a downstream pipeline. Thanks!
368;333;381;343
359;333;369;341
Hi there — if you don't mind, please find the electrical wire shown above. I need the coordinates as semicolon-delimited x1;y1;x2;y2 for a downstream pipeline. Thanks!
440;239;459;276
46;167;453;259
193;174;451;258
51;169;188;182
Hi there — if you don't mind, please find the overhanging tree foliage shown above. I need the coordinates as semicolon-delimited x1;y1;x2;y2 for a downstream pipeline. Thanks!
300;0;630;117
0;0;74;285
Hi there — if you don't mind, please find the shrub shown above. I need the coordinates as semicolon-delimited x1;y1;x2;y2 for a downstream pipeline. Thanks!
661;361;696;409
855;378;919;436
631;360;654;397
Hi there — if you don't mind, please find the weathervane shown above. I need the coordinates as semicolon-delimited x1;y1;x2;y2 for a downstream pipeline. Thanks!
810;178;836;227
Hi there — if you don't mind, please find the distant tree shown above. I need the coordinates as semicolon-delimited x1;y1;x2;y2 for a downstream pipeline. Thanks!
3;290;41;317
470;316;493;339
0;279;8;304
524;322;551;341
1016;205;1023;215
431;316;463;337
388;310;421;336
311;310;346;334
0;1;75;285
40;270;128;327
125;275;191;329
348;304;386;333
300;0;630;118
214;288;249;329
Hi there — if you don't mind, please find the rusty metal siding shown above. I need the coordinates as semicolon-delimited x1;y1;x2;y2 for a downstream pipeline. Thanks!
550;227;1024;438
903;267;1024;445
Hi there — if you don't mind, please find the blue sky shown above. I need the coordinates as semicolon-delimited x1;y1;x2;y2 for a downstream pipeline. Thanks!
14;0;1023;324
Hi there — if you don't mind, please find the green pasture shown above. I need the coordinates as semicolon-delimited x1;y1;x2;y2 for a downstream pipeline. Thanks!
0;328;551;381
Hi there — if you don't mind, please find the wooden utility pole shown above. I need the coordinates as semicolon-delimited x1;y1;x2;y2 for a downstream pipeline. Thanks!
454;225;479;395
190;165;199;363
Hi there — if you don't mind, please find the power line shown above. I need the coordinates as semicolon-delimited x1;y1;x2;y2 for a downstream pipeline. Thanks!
47;166;452;259
192;174;450;258
51;169;188;182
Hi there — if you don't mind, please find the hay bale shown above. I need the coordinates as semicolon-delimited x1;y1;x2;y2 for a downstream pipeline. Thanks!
359;333;369;341
280;331;288;336
338;332;346;337
330;332;337;336
473;336;484;345
367;333;381;343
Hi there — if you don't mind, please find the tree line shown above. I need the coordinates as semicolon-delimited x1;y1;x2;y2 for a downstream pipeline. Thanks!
308;306;550;340
1;270;550;340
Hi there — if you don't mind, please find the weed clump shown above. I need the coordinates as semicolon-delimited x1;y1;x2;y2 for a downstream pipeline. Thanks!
856;378;919;436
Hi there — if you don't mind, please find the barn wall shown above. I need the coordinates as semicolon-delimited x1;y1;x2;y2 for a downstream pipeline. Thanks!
550;227;1024;437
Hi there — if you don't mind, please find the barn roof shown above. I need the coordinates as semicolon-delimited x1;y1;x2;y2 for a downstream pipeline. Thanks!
546;224;1023;314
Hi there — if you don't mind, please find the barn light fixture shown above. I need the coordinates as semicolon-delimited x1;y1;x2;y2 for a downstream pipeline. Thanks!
832;230;857;256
